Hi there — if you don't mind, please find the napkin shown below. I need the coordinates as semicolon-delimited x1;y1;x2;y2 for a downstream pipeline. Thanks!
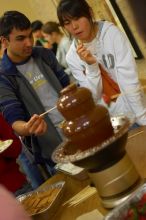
76;209;104;220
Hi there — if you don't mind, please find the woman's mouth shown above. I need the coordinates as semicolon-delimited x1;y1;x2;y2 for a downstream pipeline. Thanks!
75;31;83;37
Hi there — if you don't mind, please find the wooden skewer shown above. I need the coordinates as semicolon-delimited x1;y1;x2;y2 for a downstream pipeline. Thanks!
75;39;82;48
63;186;90;206
128;130;144;139
68;188;97;207
63;186;88;205
40;106;57;117
111;85;146;100
63;186;97;207
39;85;146;116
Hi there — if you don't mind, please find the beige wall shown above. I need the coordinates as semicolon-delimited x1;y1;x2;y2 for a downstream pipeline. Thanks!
28;0;57;22
0;0;36;21
0;0;57;22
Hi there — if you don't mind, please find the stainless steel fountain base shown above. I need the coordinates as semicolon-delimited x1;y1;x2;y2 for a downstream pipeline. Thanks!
88;154;142;208
52;116;142;208
99;178;143;209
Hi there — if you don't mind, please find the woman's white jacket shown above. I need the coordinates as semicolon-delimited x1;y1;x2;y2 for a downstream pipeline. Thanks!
66;21;146;125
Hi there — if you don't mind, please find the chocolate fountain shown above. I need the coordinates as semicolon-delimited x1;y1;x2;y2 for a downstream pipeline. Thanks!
52;83;142;208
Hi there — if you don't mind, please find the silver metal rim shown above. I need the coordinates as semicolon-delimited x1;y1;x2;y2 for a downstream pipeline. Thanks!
52;115;131;164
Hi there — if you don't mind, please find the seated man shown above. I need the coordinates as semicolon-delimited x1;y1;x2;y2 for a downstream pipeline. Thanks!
0;11;70;176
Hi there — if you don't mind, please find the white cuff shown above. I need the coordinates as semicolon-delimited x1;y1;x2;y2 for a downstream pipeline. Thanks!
85;62;100;77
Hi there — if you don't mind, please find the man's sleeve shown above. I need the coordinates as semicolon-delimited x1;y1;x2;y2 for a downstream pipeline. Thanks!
0;76;27;124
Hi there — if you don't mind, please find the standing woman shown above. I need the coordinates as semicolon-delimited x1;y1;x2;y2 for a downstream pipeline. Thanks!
57;0;146;126
42;21;72;76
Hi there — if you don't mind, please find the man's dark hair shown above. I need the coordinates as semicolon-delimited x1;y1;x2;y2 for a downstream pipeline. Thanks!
0;11;31;38
31;20;43;33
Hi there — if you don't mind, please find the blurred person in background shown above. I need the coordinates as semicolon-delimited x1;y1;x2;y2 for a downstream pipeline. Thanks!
42;21;58;55
31;20;51;48
42;21;73;79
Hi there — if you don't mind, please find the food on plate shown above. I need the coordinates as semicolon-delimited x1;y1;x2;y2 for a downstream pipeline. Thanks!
20;188;60;215
0;139;13;153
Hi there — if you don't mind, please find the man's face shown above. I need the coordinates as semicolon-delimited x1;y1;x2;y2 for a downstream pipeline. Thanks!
4;27;34;63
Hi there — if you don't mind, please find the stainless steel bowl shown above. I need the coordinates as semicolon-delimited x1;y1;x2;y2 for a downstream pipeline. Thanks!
52;115;131;171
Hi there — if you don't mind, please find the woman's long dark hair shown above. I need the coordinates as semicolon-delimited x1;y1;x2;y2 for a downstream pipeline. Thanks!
57;0;94;27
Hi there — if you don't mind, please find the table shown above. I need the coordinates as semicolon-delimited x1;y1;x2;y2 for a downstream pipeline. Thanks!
40;126;146;220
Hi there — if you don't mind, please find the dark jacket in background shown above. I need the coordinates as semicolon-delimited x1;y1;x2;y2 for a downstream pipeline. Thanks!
0;113;26;192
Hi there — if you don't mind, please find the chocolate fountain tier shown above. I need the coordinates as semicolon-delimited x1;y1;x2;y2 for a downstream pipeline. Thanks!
61;109;113;151
57;83;114;151
52;115;130;171
57;83;95;120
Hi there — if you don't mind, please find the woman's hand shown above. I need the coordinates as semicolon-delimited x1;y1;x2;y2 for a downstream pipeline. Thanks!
76;43;96;65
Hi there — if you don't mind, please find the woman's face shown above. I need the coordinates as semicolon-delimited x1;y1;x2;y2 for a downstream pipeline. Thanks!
42;32;58;44
63;16;94;42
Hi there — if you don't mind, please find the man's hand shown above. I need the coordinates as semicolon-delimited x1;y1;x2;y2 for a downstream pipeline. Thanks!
76;43;96;65
12;114;48;136
24;114;48;135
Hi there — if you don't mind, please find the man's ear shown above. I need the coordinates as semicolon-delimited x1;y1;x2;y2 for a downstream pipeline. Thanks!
0;36;9;48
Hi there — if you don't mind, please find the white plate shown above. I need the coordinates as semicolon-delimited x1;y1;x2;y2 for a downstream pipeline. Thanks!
55;163;84;175
0;139;13;153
